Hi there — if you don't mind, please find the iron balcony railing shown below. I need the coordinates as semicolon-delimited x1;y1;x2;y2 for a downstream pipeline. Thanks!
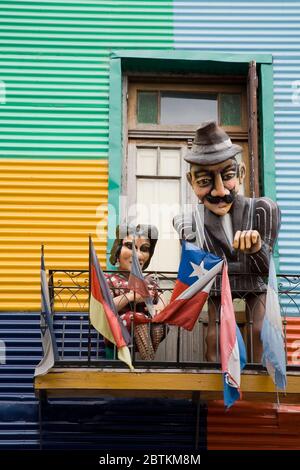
47;269;300;371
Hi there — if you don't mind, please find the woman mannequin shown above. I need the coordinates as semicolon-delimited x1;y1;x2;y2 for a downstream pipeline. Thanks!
105;224;166;360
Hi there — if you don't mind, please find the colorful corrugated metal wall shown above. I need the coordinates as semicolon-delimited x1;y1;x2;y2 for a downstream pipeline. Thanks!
1;1;300;311
286;316;300;365
0;159;107;310
207;401;300;450
0;312;206;450
172;3;300;445
0;0;173;311
173;0;300;311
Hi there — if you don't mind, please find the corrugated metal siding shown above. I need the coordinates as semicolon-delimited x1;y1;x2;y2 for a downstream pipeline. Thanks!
0;0;173;311
40;398;205;451
207;400;300;450
173;1;300;303
0;311;206;450
0;311;41;401
286;316;300;365
0;159;107;311
0;0;173;160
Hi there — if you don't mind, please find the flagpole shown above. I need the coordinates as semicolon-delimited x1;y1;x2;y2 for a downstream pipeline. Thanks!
176;327;181;366
40;244;59;362
132;236;136;363
88;235;92;365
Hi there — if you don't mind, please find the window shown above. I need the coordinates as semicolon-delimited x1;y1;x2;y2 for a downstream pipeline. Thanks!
136;90;243;127
128;81;247;132
126;143;187;271
124;78;249;271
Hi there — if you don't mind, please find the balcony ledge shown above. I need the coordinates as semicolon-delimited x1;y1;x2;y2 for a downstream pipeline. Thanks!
35;368;300;403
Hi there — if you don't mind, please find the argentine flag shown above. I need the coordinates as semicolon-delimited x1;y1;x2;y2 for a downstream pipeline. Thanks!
261;256;286;390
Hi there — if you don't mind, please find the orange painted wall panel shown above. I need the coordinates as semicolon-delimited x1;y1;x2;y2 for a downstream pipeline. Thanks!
0;159;108;311
207;400;300;450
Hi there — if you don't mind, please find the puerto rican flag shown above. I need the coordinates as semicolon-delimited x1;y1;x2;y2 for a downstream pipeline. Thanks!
220;262;247;408
152;241;223;331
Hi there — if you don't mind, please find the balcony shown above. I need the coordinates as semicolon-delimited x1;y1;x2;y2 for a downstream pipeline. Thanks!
34;270;300;403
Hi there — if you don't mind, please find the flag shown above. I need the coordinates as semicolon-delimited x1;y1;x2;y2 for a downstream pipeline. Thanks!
152;241;223;330
261;256;286;390
34;247;59;377
89;237;134;370
128;241;154;317
220;263;247;408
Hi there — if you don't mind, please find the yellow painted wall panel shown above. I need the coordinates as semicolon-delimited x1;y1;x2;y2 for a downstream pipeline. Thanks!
0;159;108;311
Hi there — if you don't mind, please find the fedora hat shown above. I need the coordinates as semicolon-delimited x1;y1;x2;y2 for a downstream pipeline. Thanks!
184;121;242;165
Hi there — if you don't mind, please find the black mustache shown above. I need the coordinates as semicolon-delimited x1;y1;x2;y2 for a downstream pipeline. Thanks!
205;192;236;205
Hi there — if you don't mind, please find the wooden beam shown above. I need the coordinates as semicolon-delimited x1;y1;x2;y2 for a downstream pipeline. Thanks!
35;369;300;399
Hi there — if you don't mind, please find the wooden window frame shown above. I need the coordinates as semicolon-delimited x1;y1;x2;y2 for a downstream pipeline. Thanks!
127;78;248;139
126;77;250;196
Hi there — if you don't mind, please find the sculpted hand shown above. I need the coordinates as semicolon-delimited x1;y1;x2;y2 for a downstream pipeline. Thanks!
233;230;262;254
128;291;144;303
152;306;162;317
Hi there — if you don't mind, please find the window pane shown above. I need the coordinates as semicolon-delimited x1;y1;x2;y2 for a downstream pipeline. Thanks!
159;148;181;176
136;148;157;175
137;91;158;124
220;93;241;126
234;149;245;196
136;178;180;271
161;92;217;125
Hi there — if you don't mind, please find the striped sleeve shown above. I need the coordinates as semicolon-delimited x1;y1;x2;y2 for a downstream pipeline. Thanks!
249;197;281;274
173;212;196;242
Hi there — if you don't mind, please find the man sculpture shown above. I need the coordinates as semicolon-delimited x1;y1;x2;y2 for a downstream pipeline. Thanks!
174;121;281;363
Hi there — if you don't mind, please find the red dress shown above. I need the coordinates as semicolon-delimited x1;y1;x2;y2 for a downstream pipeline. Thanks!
104;272;165;360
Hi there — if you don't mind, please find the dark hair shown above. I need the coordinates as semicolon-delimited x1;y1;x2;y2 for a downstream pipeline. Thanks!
109;223;159;269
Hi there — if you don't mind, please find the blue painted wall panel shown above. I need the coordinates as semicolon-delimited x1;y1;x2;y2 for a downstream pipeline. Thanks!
174;0;300;287
0;312;206;450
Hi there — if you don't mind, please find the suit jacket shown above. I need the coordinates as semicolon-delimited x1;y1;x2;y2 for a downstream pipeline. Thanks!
173;195;281;294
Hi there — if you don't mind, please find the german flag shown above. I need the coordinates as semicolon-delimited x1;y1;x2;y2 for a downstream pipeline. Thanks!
89;237;133;370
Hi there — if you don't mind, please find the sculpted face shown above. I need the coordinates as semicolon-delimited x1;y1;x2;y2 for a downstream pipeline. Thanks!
118;235;151;271
187;158;245;216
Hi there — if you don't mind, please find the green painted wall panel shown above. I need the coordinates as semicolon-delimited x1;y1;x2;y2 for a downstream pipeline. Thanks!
0;0;173;160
